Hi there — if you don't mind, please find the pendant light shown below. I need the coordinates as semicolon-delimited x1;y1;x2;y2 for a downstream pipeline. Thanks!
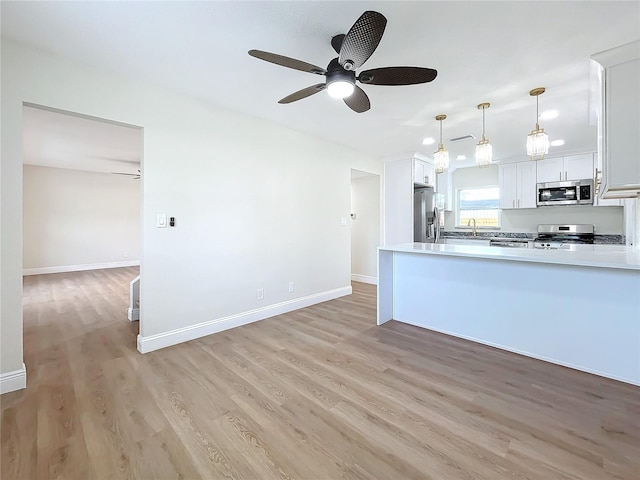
526;87;550;160
475;103;492;167
433;114;449;173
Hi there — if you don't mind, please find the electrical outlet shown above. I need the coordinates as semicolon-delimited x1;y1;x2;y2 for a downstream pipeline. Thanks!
257;288;264;300
288;282;294;293
123;251;129;258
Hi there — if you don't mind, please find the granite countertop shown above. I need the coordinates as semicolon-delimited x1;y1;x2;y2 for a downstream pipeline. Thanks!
380;242;640;271
441;231;624;245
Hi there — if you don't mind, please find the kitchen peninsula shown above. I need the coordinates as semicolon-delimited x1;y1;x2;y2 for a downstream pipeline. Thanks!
378;243;640;385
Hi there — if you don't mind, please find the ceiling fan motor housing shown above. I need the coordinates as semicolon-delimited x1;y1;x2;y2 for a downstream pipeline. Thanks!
326;58;356;87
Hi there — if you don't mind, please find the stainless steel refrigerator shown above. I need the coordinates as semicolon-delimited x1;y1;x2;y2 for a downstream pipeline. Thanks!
413;186;441;243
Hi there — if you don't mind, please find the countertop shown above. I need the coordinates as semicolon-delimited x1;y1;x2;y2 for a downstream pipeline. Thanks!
440;232;624;245
380;242;640;271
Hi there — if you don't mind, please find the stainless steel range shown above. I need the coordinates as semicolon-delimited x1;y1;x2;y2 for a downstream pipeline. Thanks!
533;224;595;250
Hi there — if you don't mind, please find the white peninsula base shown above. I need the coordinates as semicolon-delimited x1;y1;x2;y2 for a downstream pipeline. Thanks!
378;243;640;385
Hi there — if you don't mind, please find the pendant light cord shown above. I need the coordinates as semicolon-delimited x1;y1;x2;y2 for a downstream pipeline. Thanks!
535;95;540;130
482;106;486;141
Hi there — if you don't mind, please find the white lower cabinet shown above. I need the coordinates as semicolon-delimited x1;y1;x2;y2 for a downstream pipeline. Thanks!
499;162;537;209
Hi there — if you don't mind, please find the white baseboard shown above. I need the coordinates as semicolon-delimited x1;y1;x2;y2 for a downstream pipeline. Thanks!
0;363;27;394
24;260;140;276
137;285;352;354
128;307;140;321
351;274;377;285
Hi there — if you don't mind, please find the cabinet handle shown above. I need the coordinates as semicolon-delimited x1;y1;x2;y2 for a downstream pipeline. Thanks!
512;199;515;208
425;176;429;184
518;199;520;208
594;168;602;194
559;172;562;181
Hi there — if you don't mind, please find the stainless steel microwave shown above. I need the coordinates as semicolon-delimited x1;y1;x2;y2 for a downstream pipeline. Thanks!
537;179;594;206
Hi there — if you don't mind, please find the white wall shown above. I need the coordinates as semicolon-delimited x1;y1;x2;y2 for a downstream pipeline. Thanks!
350;172;380;283
444;165;624;234
0;39;382;378
23;165;140;273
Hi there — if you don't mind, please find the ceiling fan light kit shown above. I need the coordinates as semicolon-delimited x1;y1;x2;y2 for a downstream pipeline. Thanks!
248;11;437;113
433;114;449;173
326;59;356;99
475;102;493;168
527;87;550;160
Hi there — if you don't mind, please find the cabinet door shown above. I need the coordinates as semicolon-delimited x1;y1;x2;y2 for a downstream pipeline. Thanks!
564;154;594;181
517;162;537;208
499;163;517;209
414;160;426;185
414;159;435;186
593;42;640;198
536;157;564;183
424;163;436;188
605;58;640;196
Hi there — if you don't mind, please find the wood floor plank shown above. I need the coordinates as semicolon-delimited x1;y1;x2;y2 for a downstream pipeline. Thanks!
2;271;639;479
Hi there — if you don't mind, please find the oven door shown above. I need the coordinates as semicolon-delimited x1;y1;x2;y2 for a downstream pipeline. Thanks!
537;182;579;206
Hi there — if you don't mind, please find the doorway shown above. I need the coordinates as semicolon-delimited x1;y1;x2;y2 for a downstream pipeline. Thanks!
22;103;143;330
350;169;381;285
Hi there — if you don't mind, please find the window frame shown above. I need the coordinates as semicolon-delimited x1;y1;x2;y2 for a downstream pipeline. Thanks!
455;185;501;229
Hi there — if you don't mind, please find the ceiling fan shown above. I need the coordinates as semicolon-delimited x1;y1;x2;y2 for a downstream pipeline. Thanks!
111;169;140;179
248;11;437;113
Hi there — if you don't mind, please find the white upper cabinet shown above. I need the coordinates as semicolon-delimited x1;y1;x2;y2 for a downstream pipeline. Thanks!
517;162;538;208
536;157;564;183
499;163;517;209
592;41;640;198
500;162;536;209
414;159;436;188
564;154;595;181
536;154;594;183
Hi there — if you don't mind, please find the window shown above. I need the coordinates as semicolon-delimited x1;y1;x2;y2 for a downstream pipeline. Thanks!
456;186;500;228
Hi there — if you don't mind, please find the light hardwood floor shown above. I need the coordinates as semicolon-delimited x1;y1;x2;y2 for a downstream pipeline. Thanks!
2;267;639;479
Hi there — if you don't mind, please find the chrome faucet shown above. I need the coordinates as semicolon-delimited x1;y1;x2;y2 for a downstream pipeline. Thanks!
467;218;477;237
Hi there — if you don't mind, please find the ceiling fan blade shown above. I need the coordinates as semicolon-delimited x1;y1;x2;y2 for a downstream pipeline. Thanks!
278;84;327;104
331;34;345;54
343;86;370;113
248;50;326;75
338;11;387;70
358;66;438;86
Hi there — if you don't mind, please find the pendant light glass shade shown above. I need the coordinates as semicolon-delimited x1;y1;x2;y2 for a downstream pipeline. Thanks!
433;114;449;173
475;139;493;168
526;87;550;160
475;103;492;167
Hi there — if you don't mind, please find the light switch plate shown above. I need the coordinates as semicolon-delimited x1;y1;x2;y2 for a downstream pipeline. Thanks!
157;213;167;228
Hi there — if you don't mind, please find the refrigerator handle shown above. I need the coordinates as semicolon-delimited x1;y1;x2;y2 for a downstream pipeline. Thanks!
433;205;441;244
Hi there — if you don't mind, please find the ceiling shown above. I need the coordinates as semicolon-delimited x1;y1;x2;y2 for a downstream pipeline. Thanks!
3;1;639;170
22;105;142;175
